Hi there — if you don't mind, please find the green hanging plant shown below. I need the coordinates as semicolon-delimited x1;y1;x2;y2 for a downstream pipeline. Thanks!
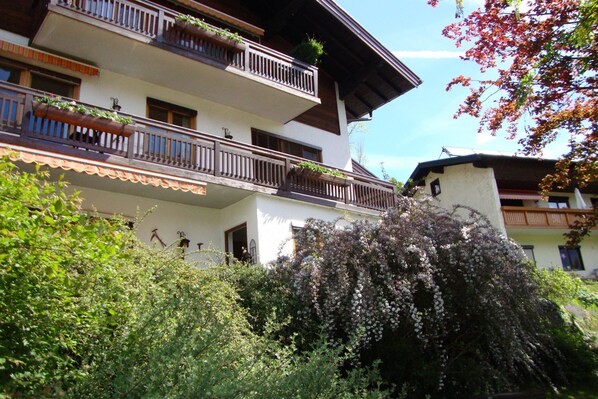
290;35;325;65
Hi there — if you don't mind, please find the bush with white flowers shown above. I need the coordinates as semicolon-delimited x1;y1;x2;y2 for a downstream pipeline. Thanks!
274;197;562;397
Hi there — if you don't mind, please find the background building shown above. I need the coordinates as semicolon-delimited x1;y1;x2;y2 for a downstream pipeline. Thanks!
406;148;598;277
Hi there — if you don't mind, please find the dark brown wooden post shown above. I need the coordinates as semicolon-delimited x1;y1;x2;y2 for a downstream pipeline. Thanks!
214;141;221;177
127;130;135;158
343;183;349;204
21;94;34;137
284;158;291;192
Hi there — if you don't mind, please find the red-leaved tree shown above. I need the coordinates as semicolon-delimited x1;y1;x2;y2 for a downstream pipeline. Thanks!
429;0;597;243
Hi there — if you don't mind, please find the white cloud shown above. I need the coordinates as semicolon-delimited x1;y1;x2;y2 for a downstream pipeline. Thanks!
393;50;465;59
476;131;496;145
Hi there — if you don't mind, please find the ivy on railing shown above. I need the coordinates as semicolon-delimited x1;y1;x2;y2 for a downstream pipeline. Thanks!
296;161;347;178
175;14;243;44
35;95;133;125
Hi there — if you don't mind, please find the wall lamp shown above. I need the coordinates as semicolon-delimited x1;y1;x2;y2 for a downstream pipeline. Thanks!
222;127;233;139
111;97;122;111
177;231;190;248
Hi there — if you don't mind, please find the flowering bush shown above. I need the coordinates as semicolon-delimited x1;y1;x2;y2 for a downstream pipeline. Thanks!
35;95;133;125
273;197;564;397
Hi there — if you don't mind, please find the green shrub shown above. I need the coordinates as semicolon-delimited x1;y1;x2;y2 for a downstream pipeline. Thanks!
290;36;325;65
0;158;391;398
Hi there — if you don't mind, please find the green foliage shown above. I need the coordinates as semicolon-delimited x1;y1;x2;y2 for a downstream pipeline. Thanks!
35;95;133;125
0;157;390;398
176;14;243;43
272;199;568;398
296;160;347;178
534;268;583;304
290;36;325;65
0;158;130;397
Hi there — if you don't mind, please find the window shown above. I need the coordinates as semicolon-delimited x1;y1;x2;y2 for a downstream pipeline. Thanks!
147;97;196;129
559;246;584;271
500;199;524;207
0;57;79;98
521;245;536;263
0;64;21;84
548;196;569;209
146;98;197;161
430;178;441;197
252;129;322;162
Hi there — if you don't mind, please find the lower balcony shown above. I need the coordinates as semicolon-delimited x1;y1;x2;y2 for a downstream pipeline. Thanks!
0;82;395;212
501;206;595;229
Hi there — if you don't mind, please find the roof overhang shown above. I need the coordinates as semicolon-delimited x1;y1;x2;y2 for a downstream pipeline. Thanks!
172;0;422;120
406;154;598;194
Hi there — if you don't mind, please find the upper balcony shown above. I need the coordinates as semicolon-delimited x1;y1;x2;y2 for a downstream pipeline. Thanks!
501;206;595;230
0;81;395;212
31;0;320;122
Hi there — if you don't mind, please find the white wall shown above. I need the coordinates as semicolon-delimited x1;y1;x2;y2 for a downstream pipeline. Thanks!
509;233;598;278
254;194;380;264
66;184;263;266
419;163;506;234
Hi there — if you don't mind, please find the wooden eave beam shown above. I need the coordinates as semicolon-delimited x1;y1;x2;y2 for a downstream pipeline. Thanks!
264;0;308;39
364;81;389;103
353;92;374;114
301;14;368;66
338;60;383;100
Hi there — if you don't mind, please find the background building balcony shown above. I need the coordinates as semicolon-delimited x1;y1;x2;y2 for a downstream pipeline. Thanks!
502;206;595;229
31;0;320;122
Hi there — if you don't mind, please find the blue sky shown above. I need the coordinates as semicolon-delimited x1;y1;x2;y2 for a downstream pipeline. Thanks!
336;0;567;182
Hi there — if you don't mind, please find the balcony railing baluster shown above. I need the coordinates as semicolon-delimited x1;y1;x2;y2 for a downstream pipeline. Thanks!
0;82;395;211
50;0;317;96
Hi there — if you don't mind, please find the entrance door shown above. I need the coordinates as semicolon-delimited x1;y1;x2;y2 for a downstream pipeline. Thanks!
224;223;248;263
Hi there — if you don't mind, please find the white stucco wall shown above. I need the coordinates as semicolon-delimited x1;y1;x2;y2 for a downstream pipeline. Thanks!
66;184;265;265
508;232;598;278
254;194;380;264
420;163;506;234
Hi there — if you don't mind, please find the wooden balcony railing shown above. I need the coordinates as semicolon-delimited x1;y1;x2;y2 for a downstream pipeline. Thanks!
501;206;595;229
0;83;395;211
50;0;318;96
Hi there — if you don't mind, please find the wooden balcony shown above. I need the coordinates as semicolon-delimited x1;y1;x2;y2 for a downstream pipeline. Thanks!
0;83;395;211
501;206;595;229
32;0;319;122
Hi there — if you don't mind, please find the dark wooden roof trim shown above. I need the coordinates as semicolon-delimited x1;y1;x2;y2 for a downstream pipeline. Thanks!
353;92;374;114
338;60;384;100
314;0;422;88
264;0;308;39
302;13;368;66
364;81;389;103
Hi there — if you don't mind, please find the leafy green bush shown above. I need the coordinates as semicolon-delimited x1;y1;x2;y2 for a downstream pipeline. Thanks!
0;158;391;398
290;36;325;65
0;160;131;397
273;199;566;398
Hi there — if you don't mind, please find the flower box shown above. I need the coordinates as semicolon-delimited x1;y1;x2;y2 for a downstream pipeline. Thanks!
292;167;353;186
174;20;247;53
32;102;135;137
